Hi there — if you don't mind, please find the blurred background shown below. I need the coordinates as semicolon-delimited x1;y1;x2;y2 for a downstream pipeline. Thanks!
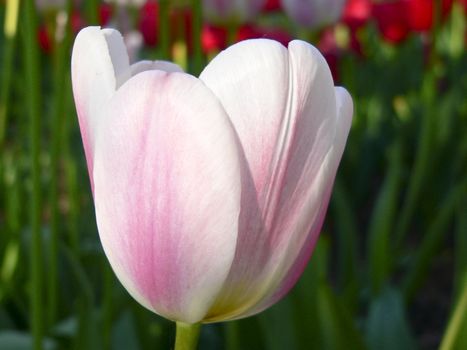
0;0;466;349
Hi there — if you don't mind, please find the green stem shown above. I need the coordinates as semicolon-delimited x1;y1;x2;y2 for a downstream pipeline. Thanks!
48;2;72;328
394;74;436;248
22;0;42;348
102;263;113;350
61;71;80;255
0;0;20;149
226;22;238;46
454;197;467;297
174;322;201;350
84;0;98;24
159;0;170;60
367;141;402;295
331;180;359;310
191;0;203;75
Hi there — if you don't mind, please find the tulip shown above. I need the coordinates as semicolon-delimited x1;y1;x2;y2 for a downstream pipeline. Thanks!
263;0;282;12
201;24;228;53
139;1;159;46
342;0;371;31
371;1;409;44
72;27;352;327
203;0;267;24
38;24;52;53
281;0;346;29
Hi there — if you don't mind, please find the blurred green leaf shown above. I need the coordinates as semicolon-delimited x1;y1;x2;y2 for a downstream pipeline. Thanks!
367;141;402;295
440;276;467;350
317;282;367;350
258;297;299;350
51;316;78;338
0;331;56;350
225;318;264;350
366;288;416;350
454;198;467;297
331;180;359;310
112;310;141;350
403;182;467;302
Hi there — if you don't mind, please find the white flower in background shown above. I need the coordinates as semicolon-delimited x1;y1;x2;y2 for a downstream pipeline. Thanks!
281;0;346;29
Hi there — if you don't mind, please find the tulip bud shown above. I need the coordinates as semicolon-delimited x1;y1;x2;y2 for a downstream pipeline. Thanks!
72;26;352;324
281;0;346;29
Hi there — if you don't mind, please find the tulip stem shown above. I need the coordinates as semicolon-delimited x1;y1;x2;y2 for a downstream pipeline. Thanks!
0;0;20;149
159;0;170;60
191;0;203;75
23;0;43;348
174;322;201;350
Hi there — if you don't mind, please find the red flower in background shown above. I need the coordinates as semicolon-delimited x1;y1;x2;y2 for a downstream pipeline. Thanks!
201;24;293;55
201;25;227;53
236;24;292;46
263;0;282;12
461;0;467;13
139;1;159;46
342;0;371;31
318;28;341;82
38;24;52;53
406;0;433;32
372;0;458;44
99;3;113;27
372;1;409;44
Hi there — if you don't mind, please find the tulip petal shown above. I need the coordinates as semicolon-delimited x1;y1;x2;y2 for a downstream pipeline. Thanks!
71;27;130;187
240;86;353;318
200;39;348;321
92;70;242;324
130;60;184;76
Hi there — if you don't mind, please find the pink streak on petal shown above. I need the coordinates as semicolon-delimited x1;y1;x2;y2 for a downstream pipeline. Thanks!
92;71;242;323
240;86;353;318
201;39;347;321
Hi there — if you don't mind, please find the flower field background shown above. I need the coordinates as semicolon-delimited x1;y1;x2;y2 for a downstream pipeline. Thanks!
0;0;466;349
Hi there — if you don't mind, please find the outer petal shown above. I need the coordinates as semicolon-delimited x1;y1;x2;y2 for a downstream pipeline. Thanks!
71;27;130;186
92;71;242;323
200;39;347;321
130;60;184;76
240;86;353;318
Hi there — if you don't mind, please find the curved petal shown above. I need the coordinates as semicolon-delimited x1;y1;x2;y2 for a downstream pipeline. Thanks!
92;71;242;323
130;60;184;76
200;39;344;321
71;27;130;188
237;86;353;318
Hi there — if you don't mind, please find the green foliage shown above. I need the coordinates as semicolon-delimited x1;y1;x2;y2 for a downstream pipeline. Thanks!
0;1;466;349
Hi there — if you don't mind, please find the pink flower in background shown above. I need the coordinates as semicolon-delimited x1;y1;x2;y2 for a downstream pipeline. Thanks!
203;0;267;23
281;0;346;29
71;26;352;323
342;0;371;31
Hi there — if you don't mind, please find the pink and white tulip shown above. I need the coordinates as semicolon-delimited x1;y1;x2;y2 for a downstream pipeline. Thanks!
71;26;352;324
203;0;267;23
281;0;346;29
